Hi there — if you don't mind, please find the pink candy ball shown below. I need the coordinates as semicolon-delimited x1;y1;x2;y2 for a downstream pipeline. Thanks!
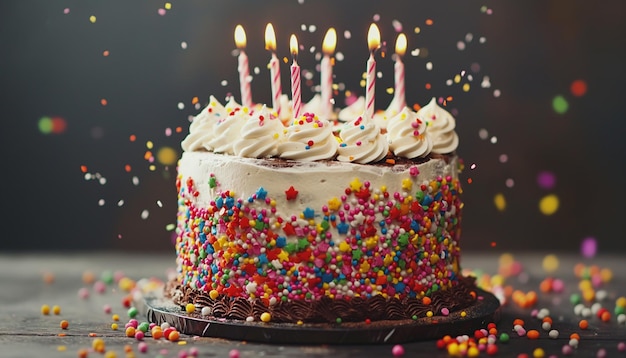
78;287;90;299
138;342;148;353
392;344;405;356
135;331;145;341
552;279;565;293
188;347;199;357
103;304;112;314
178;350;188;358
618;342;626;352
229;349;240;358
93;281;107;294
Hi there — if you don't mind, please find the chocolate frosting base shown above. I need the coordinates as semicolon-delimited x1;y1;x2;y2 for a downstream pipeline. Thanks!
165;276;478;324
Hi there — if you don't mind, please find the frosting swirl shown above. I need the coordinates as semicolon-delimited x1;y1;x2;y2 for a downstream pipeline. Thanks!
181;96;226;152
416;97;459;154
338;96;364;123
387;107;433;159
233;105;285;158
278;113;338;161
205;101;250;155
337;116;389;164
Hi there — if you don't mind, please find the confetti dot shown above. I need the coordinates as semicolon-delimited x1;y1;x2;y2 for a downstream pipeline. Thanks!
141;210;149;220
580;237;597;258
89;15;96;23
570;79;587;97
493;89;501;97
63;8;70;14
181;41;188;49
499;154;508;163
494;193;506;211
156;146;178;166
103;50;109;57
38;117;53;134
543;254;559;273
552;95;569;114
505;178;515;188
478;128;489;140
539;194;559;215
158;8;166;16
165;2;172;10
537;171;556;189
457;41;466;51
426;62;433;71
101;99;108;106
177;102;185;110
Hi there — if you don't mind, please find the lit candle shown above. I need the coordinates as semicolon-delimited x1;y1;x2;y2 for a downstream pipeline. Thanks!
365;23;381;121
393;33;407;113
321;28;337;120
289;34;302;119
265;23;282;116
234;25;252;108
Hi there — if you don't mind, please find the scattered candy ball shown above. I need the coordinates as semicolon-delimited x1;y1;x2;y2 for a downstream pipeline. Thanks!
41;304;50;315
185;303;196;314
392;344;405;356
93;281;107;294
52;305;61;315
168;330;180;342
92;338;105;353
111;323;118;330
128;307;138;318
125;326;136;337
229;349;240;358
201;306;211;316
60;320;69;329
134;330;145;341
260;312;271;322
138;342;148;353
77;348;89;358
78;287;90;299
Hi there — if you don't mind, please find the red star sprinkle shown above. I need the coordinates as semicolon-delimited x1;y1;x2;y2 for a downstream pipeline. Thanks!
285;186;299;200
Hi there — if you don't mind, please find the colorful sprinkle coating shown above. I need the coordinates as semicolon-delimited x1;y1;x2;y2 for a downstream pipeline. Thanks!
175;170;463;303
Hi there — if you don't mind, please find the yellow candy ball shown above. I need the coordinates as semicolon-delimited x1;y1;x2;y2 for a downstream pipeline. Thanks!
209;290;219;300
260;312;272;322
41;304;50;315
185;303;196;314
52;305;61;315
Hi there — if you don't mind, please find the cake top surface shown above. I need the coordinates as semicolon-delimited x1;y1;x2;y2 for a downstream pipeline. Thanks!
181;96;459;164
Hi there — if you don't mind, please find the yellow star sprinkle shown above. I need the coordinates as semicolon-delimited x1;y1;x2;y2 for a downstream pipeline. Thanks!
350;178;362;191
401;178;413;191
327;197;341;211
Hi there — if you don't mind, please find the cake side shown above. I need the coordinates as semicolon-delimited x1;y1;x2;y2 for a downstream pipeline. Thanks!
174;151;469;322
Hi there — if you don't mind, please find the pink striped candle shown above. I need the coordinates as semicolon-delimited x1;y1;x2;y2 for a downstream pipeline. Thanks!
289;34;302;119
393;33;407;113
321;28;337;120
234;25;252;108
265;23;282;116
365;24;380;121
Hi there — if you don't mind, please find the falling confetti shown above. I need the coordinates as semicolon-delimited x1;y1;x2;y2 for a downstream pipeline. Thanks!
552;95;568;114
89;15;96;23
156;147;178;166
494;193;506;211
539;194;559;215
536;171;556;189
580;237;597;258
570;79;587;97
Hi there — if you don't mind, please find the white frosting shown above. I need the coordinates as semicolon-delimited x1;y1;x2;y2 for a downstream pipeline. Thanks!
387;107;433;159
205;103;250;155
337;116;389;164
233;105;285;158
181;96;226;152
337;96;364;123
278;114;338;161
416;97;459;154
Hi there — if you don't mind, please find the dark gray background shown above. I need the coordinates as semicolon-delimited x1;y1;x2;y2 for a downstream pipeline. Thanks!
1;1;625;253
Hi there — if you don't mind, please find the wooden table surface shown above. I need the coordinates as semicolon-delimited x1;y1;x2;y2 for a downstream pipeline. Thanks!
1;252;625;358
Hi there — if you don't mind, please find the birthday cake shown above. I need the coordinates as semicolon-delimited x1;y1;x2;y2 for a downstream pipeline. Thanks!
169;92;481;325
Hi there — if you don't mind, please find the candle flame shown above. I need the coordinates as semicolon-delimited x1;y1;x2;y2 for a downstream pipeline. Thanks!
322;28;337;55
367;23;381;52
290;34;299;57
395;33;407;57
265;23;276;52
234;25;247;49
